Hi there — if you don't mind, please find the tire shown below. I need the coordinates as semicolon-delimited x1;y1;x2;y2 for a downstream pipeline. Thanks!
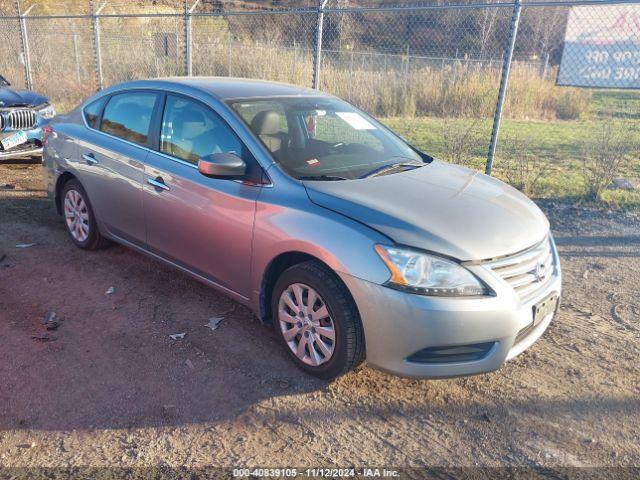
61;179;109;250
271;261;365;379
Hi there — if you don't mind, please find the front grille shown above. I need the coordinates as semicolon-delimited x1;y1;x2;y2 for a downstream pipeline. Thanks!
484;236;554;301
7;109;37;130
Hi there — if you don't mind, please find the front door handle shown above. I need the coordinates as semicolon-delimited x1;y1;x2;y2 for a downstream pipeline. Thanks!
147;177;170;192
82;153;98;165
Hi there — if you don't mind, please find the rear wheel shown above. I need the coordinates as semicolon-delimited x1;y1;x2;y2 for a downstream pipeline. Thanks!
61;179;109;250
271;261;365;379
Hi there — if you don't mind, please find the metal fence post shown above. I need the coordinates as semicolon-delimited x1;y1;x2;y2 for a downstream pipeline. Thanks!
312;0;329;89
184;0;190;76
72;32;81;82
403;45;410;96
292;40;297;79
485;0;522;176
186;0;201;76
227;30;232;76
16;1;33;90
91;1;106;91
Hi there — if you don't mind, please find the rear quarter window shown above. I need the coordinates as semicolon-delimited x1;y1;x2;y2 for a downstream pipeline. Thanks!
83;97;107;129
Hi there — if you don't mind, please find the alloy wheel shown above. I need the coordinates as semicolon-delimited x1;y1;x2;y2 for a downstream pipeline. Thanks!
64;189;90;243
278;283;336;366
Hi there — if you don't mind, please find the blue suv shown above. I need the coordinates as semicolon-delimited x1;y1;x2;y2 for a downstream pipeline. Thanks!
0;74;56;160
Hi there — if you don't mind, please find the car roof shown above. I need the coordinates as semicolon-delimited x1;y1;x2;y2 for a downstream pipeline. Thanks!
110;77;323;101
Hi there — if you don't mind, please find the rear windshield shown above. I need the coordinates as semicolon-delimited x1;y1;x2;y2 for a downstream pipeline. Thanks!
230;97;425;180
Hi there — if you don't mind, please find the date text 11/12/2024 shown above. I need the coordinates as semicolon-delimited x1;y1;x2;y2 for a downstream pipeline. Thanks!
232;468;400;477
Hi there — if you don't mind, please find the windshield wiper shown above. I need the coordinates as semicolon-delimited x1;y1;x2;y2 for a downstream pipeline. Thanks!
359;161;424;179
298;174;348;181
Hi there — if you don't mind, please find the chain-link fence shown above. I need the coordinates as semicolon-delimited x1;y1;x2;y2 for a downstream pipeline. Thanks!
0;0;639;204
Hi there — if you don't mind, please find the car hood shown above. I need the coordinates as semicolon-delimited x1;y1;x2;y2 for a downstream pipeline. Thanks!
303;160;549;261
0;87;48;108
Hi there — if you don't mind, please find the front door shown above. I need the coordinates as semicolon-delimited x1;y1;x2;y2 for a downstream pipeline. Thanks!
142;94;261;298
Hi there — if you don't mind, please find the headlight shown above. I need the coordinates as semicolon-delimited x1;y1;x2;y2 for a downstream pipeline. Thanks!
38;105;56;120
374;245;491;296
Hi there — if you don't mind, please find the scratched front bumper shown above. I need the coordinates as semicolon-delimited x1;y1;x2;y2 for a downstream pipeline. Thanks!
0;118;48;160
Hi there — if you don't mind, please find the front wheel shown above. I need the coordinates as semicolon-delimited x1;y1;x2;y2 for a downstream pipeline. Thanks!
271;261;365;379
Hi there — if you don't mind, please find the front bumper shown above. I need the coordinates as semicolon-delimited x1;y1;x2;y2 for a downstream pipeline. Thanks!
0;142;43;160
0;116;49;160
339;242;561;379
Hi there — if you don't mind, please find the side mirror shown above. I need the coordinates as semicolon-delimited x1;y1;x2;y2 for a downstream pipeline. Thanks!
198;152;246;179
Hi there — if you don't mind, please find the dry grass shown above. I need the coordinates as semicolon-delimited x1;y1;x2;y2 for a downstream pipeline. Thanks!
0;13;591;122
326;62;591;120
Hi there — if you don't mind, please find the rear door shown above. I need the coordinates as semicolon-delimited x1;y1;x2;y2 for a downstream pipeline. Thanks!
76;91;160;246
142;93;262;298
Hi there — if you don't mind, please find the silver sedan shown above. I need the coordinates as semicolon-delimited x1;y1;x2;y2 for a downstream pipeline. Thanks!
43;78;561;379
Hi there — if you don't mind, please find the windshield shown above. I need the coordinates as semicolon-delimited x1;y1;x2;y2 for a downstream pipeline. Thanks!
230;97;428;180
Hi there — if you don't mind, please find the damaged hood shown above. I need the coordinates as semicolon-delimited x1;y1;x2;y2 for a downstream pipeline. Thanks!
304;160;549;261
0;87;48;108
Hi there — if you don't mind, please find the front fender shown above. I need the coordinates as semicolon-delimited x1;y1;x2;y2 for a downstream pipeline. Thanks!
250;185;393;314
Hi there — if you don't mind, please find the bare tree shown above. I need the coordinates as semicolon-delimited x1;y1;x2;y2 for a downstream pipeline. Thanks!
477;8;499;58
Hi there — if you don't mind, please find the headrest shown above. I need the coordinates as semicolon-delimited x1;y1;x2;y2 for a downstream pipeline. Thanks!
174;108;207;138
251;110;281;136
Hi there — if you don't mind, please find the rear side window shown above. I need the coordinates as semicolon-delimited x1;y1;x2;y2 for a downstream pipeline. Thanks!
83;97;107;129
100;92;158;146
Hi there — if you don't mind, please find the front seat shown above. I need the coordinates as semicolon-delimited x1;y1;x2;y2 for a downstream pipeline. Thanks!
250;110;287;155
169;108;213;162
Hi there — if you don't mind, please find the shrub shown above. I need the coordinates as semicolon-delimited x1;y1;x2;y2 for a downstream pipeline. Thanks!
582;121;637;201
498;135;547;196
439;116;484;168
555;90;591;120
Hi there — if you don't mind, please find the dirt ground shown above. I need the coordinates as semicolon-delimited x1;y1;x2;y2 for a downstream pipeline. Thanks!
1;160;639;476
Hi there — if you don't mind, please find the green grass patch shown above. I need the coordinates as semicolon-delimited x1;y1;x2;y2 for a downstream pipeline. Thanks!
590;90;640;120
382;116;640;209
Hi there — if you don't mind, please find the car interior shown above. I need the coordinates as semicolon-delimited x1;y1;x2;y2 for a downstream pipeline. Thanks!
161;99;241;164
163;108;221;163
237;104;416;179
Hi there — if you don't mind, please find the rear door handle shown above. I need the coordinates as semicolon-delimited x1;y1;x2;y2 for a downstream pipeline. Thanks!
82;153;98;165
147;177;170;192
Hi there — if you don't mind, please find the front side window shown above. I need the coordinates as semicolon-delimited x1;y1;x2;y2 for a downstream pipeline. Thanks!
160;95;243;164
231;97;425;180
100;92;158;146
83;97;107;129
